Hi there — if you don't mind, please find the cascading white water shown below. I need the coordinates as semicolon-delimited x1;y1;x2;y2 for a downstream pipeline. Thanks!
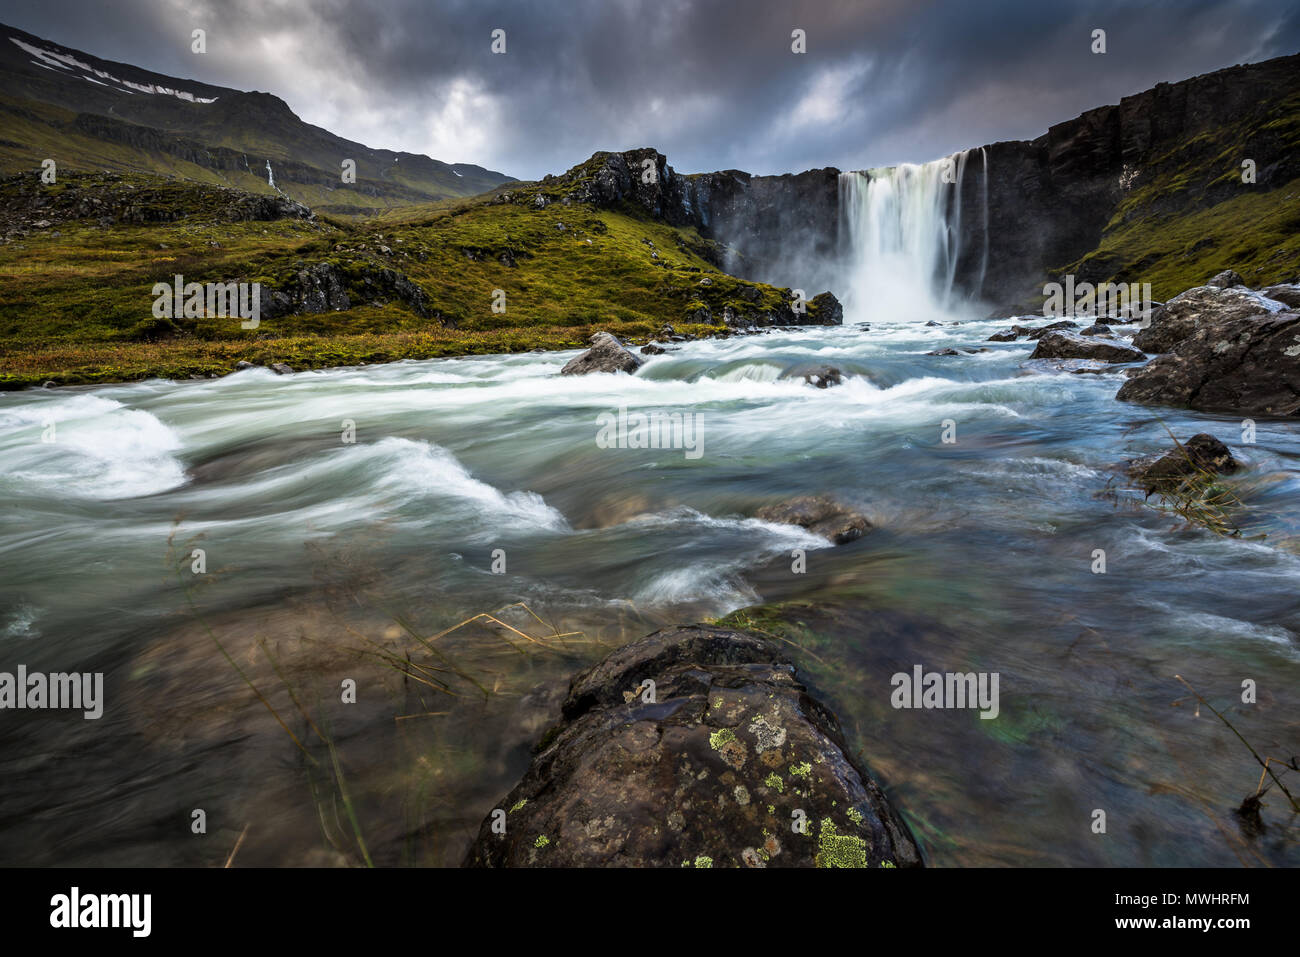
839;148;987;323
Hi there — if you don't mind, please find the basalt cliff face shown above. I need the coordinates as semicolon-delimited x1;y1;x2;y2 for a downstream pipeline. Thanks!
536;147;841;288
558;51;1300;312
953;51;1300;309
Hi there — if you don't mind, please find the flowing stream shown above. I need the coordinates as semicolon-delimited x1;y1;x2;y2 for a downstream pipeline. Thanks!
1;156;1297;867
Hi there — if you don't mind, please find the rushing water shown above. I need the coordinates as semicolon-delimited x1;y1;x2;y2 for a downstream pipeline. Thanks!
2;319;1298;867
2;150;1297;866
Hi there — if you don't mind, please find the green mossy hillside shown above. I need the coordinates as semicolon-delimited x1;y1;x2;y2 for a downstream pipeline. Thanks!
0;170;831;388
1063;91;1300;299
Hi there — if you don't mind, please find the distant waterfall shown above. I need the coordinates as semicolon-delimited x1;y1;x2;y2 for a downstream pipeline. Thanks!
839;148;987;322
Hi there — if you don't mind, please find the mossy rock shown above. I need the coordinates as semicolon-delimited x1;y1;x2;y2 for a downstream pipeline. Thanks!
463;624;921;868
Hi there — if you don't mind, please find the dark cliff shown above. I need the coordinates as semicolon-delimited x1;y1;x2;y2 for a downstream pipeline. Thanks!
547;51;1300;311
953;51;1300;309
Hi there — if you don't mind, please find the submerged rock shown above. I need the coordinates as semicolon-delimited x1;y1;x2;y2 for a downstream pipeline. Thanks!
1116;310;1300;416
463;624;922;868
800;366;843;388
1029;331;1145;363
756;495;870;544
1128;433;1239;494
560;331;643;375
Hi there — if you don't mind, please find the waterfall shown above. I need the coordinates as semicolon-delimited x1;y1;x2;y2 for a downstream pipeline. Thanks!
838;148;987;322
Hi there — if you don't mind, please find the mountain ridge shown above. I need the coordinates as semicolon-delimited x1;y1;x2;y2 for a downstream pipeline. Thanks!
0;22;515;215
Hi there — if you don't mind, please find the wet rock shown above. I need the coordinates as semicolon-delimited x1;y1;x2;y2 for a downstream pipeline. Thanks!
560;331;643;375
233;360;255;371
1131;285;1279;353
924;320;942;327
799;366;843;389
1029;331;1145;363
1207;269;1246;289
808;291;844;326
269;362;294;375
987;327;1030;342
987;320;1075;341
1025;320;1080;340
463;624;922;868
756;495;869;544
1079;322;1113;336
640;343;667;355
1116;310;1300;416
1128;433;1239;494
927;348;962;356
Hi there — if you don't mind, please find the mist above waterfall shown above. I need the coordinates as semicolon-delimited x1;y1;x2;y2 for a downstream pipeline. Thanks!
839;149;988;324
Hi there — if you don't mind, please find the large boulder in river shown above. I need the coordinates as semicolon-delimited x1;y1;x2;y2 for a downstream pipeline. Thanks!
1029;330;1145;363
756;495;870;544
560;331;643;375
1131;285;1281;353
1117;311;1300;416
463;624;922;868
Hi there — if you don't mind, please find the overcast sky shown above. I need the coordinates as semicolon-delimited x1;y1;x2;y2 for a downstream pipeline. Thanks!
5;0;1298;179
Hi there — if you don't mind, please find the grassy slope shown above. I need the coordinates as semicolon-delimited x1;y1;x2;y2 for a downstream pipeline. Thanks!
0;171;820;388
0;91;509;219
1063;91;1300;298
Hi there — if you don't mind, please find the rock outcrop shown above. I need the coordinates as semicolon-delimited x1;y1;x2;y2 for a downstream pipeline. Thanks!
537;148;841;290
464;625;922;868
560;331;643;375
1116;310;1300;416
1131;284;1283;353
1207;269;1247;289
260;260;438;321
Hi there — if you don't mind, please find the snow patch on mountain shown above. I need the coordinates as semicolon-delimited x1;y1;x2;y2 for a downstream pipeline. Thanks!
11;36;219;103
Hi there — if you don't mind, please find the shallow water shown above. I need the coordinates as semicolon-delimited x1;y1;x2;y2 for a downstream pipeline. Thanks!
1;315;1297;866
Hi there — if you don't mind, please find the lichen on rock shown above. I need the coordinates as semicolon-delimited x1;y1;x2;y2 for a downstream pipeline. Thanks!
463;624;921;868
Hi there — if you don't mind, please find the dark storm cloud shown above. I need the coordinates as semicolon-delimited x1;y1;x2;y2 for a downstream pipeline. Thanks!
4;0;1298;178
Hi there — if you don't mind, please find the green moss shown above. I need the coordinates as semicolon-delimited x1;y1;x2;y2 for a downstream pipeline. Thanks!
789;761;812;778
709;728;736;750
693;855;713;868
847;807;864;826
534;834;550;849
763;772;784;793
510;798;527;814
